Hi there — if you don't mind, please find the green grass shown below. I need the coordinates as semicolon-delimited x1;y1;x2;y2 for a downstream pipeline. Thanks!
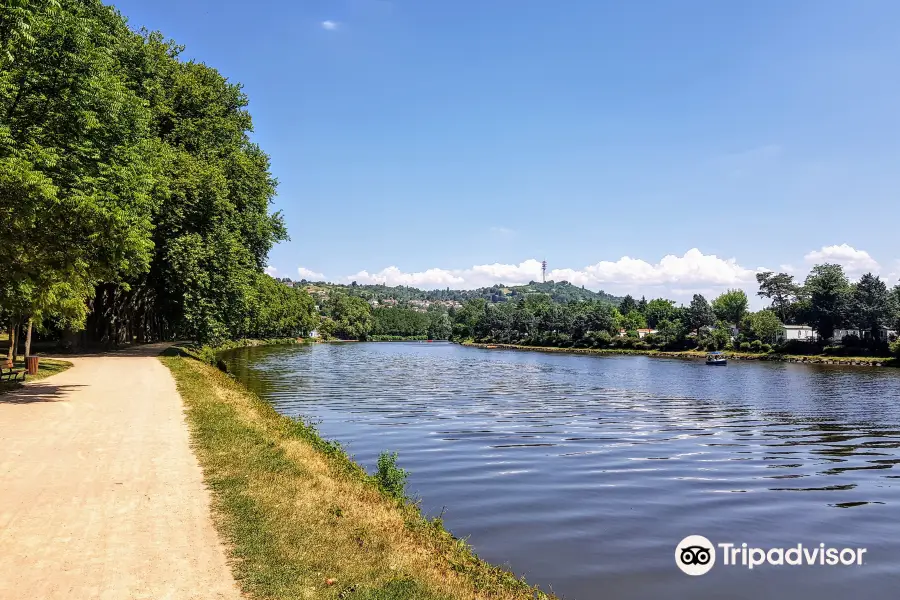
0;358;73;394
160;348;553;600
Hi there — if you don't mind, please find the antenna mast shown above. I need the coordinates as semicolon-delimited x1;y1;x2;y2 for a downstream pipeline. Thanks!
541;260;547;284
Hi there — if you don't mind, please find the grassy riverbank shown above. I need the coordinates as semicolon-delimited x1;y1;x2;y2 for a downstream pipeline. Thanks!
160;346;553;600
465;342;899;367
0;358;74;394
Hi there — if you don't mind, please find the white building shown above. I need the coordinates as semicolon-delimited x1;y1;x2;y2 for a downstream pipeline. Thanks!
834;328;898;342
777;325;818;343
618;328;658;338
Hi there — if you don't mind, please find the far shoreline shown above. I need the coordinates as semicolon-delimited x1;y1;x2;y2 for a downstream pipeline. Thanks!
462;342;899;368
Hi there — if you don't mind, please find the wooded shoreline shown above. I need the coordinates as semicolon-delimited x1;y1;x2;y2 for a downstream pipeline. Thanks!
463;342;900;368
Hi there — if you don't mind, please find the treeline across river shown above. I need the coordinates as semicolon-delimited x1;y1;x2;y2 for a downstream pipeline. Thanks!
450;265;900;358
0;0;318;355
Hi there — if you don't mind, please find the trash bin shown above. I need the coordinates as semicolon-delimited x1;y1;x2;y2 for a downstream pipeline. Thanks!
26;355;40;375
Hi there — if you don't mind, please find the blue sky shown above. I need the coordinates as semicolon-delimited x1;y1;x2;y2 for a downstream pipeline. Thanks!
114;0;900;302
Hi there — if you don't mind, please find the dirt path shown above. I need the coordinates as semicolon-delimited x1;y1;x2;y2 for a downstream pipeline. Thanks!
0;346;241;600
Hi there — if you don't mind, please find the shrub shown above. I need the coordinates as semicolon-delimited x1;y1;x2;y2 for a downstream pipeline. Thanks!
592;331;613;348
777;339;821;355
750;340;763;352
760;343;772;353
739;341;751;352
375;451;408;500
841;333;862;347
891;339;900;357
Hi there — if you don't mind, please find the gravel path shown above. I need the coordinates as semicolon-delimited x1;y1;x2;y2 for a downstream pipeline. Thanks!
0;346;241;599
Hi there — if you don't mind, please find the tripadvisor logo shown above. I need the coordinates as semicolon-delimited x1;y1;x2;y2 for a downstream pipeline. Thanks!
675;535;868;575
676;535;715;576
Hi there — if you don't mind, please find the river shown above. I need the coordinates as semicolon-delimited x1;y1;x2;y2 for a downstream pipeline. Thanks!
221;341;900;600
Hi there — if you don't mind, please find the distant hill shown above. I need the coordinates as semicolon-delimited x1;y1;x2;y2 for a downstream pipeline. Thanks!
284;279;622;306
507;281;623;304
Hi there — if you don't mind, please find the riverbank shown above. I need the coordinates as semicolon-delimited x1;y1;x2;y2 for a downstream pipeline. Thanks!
161;345;553;600
464;342;900;367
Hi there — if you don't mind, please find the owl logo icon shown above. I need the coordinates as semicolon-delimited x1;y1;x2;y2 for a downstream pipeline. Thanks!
676;535;716;575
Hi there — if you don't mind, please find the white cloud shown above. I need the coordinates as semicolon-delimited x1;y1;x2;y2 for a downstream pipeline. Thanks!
339;250;770;304
548;248;761;290
489;226;515;236
298;267;326;281
264;265;278;276
321;20;338;30
803;244;879;276
345;260;545;289
300;246;897;305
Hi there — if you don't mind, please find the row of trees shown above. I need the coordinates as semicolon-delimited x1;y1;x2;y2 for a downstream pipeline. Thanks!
449;292;765;351
317;294;452;341
449;263;900;355
1;0;315;354
757;265;900;341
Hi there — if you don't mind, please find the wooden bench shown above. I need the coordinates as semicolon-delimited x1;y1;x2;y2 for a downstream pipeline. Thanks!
1;362;26;382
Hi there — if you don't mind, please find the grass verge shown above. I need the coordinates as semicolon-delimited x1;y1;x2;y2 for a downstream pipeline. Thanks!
464;342;899;367
160;347;554;600
0;358;73;394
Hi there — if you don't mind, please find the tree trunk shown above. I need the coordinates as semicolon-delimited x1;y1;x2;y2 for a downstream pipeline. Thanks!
11;319;20;363
25;318;33;357
6;321;14;363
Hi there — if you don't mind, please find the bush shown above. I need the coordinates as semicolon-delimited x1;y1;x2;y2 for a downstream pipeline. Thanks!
375;451;408;500
776;339;821;355
891;339;900;357
592;331;613;348
739;341;751;352
760;343;772;353
750;340;763;352
841;333;862;347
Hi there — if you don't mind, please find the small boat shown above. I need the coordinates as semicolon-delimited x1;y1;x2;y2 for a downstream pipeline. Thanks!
706;351;727;366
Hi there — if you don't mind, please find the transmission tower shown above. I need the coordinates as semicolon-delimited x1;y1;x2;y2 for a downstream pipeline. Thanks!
541;260;547;283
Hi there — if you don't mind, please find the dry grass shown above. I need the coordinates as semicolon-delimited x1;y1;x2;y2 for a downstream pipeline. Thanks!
160;352;554;600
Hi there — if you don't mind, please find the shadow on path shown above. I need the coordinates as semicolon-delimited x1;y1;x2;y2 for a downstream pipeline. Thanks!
52;342;174;359
0;383;86;404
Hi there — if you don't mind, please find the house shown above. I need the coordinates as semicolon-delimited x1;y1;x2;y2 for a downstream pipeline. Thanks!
776;325;818;343
834;328;898;342
618;328;658;338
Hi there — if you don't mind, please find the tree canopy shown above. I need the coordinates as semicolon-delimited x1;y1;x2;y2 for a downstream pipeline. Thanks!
0;0;315;346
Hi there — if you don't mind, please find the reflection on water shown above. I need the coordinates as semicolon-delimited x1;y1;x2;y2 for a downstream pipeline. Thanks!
222;342;900;600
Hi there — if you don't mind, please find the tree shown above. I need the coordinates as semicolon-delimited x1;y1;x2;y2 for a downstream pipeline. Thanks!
656;319;685;346
427;311;452;340
850;273;891;340
804;264;850;341
618;295;638;315
619;310;647;332
687;294;715;334
891;285;900;333
756;272;798;323
644;298;677;328
637;296;648;314
712;289;748;325
324;293;372;340
741;310;783;344
0;1;287;346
